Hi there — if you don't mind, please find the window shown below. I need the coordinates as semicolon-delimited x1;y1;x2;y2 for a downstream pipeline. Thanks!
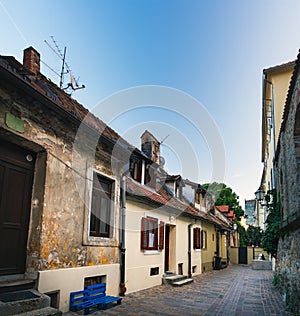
202;230;207;249
144;164;156;188
129;158;142;183
194;228;207;249
90;173;113;237
193;227;201;249
150;267;159;276
141;217;164;251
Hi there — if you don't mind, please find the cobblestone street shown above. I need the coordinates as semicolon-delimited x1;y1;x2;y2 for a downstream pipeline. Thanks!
64;264;291;316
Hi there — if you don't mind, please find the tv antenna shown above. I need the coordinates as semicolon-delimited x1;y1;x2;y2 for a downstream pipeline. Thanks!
44;36;85;93
160;134;170;144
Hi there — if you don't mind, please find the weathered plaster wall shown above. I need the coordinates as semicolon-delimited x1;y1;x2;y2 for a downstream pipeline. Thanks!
276;72;300;315
0;86;121;274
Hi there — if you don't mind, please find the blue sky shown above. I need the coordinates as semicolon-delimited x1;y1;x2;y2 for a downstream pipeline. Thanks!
1;0;300;205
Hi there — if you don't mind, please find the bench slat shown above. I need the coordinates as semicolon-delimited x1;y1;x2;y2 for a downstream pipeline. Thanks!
70;283;122;314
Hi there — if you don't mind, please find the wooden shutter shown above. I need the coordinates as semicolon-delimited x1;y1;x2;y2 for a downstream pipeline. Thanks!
193;227;200;249
159;221;165;250
141;217;148;250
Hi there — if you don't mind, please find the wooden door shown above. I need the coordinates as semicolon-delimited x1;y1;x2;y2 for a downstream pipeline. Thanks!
0;139;35;275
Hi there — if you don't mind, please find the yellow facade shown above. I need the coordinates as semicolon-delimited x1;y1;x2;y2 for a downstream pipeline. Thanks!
200;222;216;272
259;61;295;229
125;200;204;294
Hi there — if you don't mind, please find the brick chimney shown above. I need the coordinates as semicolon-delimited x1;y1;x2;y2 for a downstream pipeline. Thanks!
23;46;40;74
141;130;160;164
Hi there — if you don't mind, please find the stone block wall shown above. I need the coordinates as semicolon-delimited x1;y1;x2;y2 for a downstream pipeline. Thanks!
276;67;300;315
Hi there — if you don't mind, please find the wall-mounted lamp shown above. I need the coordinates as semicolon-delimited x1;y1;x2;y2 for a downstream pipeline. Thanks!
260;198;268;207
255;187;265;201
233;223;237;231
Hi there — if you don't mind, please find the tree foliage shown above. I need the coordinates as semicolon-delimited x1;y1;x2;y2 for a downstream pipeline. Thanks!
237;222;248;247
247;225;263;247
203;182;244;221
261;189;282;258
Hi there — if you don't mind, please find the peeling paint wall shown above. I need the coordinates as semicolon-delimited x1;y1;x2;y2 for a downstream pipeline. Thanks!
0;85;121;276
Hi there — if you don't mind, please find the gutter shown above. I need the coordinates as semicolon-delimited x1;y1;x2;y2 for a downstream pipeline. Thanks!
119;174;127;296
188;223;193;278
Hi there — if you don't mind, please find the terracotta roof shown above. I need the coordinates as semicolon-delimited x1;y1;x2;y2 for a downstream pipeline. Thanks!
126;177;232;229
263;60;295;74
216;205;229;213
0;54;131;148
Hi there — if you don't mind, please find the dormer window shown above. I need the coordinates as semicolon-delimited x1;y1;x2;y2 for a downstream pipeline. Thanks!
130;158;142;183
144;163;156;189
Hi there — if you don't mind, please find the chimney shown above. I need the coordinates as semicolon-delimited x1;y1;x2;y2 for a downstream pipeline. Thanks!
141;130;160;164
23;46;40;74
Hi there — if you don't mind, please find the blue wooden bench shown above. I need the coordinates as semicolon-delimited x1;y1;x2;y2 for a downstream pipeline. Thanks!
70;283;122;314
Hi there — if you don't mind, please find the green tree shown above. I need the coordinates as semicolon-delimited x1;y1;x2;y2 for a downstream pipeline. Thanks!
203;182;244;221
247;225;263;247
261;189;282;258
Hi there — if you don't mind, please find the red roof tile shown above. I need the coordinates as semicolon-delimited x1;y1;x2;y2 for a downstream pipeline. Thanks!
216;205;229;213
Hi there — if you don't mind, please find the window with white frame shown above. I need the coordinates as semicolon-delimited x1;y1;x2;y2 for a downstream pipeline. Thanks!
141;216;164;251
89;172;113;238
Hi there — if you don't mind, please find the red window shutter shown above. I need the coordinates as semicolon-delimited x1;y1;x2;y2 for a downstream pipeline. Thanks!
159;221;165;250
193;228;197;249
141;217;148;250
193;228;200;249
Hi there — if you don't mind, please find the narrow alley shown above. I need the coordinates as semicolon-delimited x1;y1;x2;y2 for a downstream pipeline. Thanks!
64;264;291;316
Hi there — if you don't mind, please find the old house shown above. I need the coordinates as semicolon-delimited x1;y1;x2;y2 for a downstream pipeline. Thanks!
0;47;131;312
0;47;234;313
123;132;233;294
257;60;295;230
275;50;300;315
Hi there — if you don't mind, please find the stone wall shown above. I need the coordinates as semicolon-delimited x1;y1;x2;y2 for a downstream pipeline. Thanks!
276;67;300;315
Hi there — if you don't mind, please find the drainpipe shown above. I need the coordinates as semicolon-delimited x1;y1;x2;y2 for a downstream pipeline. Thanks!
265;78;277;188
188;223;193;278
119;175;127;296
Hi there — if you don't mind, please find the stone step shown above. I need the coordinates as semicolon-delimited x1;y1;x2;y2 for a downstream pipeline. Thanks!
172;278;194;287
0;289;50;315
16;306;62;316
0;279;35;294
162;274;191;286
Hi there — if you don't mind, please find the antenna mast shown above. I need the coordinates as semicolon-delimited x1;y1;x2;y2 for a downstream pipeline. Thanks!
59;46;66;89
44;36;85;92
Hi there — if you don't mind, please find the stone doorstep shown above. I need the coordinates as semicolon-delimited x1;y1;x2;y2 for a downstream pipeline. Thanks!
0;289;50;315
172;278;194;287
15;306;62;316
162;274;193;286
0;279;35;294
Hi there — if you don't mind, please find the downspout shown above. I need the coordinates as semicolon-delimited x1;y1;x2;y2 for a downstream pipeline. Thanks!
265;78;277;188
119;175;127;296
188;223;193;278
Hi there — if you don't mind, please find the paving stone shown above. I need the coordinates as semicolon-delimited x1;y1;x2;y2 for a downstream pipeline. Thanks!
63;265;292;316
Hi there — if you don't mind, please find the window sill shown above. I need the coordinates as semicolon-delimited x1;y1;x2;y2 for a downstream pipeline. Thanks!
83;236;117;247
143;250;160;255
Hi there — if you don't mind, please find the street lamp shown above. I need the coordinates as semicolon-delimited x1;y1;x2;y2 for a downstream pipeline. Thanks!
255;187;265;201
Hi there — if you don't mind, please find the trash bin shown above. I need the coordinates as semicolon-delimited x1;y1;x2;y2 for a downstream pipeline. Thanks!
214;256;222;270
